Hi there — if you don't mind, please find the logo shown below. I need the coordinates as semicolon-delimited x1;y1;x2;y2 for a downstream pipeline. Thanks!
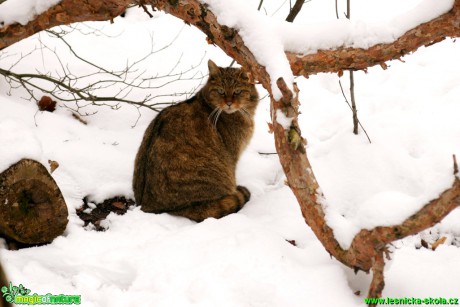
1;282;81;305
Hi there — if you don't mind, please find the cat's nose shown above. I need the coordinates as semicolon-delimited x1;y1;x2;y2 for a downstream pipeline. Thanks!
225;101;233;106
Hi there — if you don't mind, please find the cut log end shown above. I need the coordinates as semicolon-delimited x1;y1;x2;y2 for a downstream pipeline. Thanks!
0;159;68;244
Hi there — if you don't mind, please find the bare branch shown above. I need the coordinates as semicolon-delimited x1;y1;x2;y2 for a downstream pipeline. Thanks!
367;252;385;306
285;0;306;22
257;0;264;11
0;0;132;50
349;71;359;134
454;154;458;175
338;79;371;143
1;0;459;79
139;0;154;18
289;0;460;77
147;0;460;276
0;27;205;115
45;29;120;77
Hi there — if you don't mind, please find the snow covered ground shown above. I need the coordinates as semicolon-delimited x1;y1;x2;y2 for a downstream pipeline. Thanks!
1;1;460;306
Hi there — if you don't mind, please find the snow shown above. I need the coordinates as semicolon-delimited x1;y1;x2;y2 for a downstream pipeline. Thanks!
0;1;459;306
301;42;460;248
275;109;293;129
0;0;61;26
0;118;43;173
202;0;454;98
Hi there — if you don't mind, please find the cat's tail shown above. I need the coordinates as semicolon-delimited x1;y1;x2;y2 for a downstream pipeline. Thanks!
168;185;251;222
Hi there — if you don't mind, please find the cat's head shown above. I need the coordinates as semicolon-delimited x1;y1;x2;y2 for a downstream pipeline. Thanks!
202;60;259;114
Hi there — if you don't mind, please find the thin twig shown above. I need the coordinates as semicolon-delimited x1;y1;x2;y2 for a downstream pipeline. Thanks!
346;0;351;19
344;0;359;135
0;24;206;117
454;154;458;175
45;29;119;77
335;0;361;137
257;0;264;11
335;0;339;19
349;71;359;134
140;0;154;18
271;0;288;17
338;79;372;143
286;0;307;22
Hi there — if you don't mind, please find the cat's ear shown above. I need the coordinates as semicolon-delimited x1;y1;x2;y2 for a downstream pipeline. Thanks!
241;68;256;84
208;59;220;77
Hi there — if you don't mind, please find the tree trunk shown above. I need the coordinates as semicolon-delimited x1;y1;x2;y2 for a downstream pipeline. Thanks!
0;159;68;244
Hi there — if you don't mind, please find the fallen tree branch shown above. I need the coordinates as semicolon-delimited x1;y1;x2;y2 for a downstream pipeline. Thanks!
149;1;460;300
288;0;460;77
367;251;385;306
1;0;458;76
0;0;132;50
1;0;458;273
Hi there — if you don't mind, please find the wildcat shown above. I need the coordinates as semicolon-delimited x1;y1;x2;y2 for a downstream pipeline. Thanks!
133;60;259;222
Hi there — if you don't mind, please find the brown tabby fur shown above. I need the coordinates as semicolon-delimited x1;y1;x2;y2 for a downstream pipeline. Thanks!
133;60;259;222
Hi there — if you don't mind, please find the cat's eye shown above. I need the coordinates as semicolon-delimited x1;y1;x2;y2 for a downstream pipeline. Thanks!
217;89;225;95
234;89;242;95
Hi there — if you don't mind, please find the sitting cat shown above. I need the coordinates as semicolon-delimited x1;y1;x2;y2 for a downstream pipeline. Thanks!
132;60;259;222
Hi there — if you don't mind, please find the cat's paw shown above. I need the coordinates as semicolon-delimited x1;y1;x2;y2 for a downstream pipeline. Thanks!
236;185;251;203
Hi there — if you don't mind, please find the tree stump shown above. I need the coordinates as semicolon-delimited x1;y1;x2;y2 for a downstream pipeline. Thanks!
0;159;68;244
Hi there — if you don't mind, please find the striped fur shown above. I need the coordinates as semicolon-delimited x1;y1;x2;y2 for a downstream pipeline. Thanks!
133;60;259;221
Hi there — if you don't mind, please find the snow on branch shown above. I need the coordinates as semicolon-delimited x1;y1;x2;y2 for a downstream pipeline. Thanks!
0;0;62;26
289;0;460;77
1;0;459;84
0;0;131;50
149;0;460;300
201;0;455;92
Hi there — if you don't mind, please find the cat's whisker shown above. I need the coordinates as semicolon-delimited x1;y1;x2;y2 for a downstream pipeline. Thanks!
213;109;223;128
209;108;222;129
208;108;219;121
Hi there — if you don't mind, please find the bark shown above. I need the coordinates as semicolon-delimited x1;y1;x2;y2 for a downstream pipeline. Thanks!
285;0;306;23
150;0;460;265
1;0;459;77
0;159;68;244
148;1;460;301
289;0;460;77
0;0;131;50
367;252;385;307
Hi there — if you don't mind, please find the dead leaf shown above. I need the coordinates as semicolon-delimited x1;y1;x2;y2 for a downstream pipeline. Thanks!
267;122;274;134
431;236;447;251
48;160;59;174
38;96;57;112
111;201;126;210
